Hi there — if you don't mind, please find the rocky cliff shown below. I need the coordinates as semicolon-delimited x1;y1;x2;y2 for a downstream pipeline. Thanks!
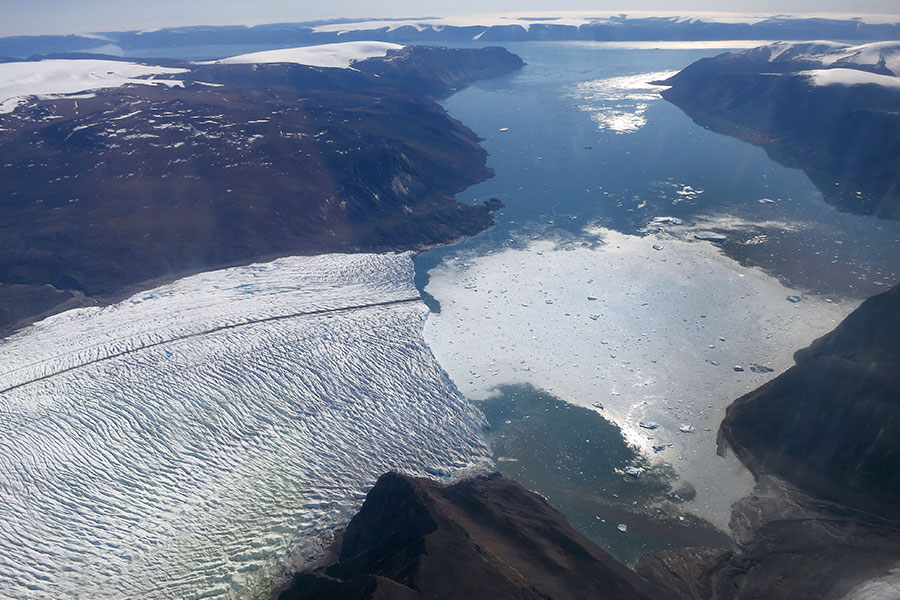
636;283;900;599
660;42;900;220
275;472;655;600
720;283;900;519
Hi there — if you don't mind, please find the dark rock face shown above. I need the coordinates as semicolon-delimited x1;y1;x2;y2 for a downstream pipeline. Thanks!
634;284;900;599
0;47;524;336
660;47;900;220
720;283;900;519
635;476;900;600
356;46;525;98
276;472;654;600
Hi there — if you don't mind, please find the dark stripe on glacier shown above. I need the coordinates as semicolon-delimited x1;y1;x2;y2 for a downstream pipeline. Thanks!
0;296;422;395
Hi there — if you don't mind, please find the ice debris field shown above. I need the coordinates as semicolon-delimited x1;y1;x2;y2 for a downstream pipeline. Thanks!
569;70;678;134
0;253;491;599
424;224;854;530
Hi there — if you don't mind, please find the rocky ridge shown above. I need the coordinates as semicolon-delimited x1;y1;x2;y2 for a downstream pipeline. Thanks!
660;42;900;219
0;45;524;336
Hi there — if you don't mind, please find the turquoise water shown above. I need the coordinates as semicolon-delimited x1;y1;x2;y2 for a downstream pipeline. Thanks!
480;385;731;564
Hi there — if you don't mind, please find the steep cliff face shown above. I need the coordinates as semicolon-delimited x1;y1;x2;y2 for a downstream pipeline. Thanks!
660;42;900;220
276;472;655;600
720;283;900;519
356;46;525;98
634;284;900;600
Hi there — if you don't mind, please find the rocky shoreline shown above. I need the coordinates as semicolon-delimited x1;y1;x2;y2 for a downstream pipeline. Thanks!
0;46;524;336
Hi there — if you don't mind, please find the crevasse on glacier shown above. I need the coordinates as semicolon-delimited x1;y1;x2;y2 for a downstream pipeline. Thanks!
0;252;492;599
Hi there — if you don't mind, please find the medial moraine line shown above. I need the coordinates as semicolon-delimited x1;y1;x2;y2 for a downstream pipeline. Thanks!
0;296;422;396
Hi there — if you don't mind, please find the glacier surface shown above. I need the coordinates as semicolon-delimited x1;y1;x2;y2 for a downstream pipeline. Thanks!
0;59;188;114
802;67;900;90
201;42;404;69
0;253;492;599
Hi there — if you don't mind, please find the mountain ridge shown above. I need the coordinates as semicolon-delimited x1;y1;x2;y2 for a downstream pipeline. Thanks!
0;45;524;337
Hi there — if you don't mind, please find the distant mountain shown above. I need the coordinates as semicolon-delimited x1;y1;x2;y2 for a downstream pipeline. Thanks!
3;13;900;59
659;42;900;219
0;45;523;335
0;34;106;59
276;472;655;600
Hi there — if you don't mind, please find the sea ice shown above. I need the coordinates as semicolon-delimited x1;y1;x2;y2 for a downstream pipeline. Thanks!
568;70;678;134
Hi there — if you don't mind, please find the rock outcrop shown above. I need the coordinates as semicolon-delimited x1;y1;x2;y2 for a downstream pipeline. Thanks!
276;472;655;600
660;42;900;220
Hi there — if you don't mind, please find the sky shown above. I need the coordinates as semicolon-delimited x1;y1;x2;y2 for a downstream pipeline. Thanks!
2;0;899;37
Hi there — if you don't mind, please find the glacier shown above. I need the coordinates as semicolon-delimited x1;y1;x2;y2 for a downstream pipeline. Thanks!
0;59;189;115
200;42;404;69
0;252;492;599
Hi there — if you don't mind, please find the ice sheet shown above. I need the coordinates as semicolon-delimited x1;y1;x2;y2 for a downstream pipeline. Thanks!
201;42;403;69
311;12;900;35
0;59;188;114
802;67;900;89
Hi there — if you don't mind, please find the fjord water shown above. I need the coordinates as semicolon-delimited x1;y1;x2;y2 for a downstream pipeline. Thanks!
419;42;900;560
422;42;899;296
